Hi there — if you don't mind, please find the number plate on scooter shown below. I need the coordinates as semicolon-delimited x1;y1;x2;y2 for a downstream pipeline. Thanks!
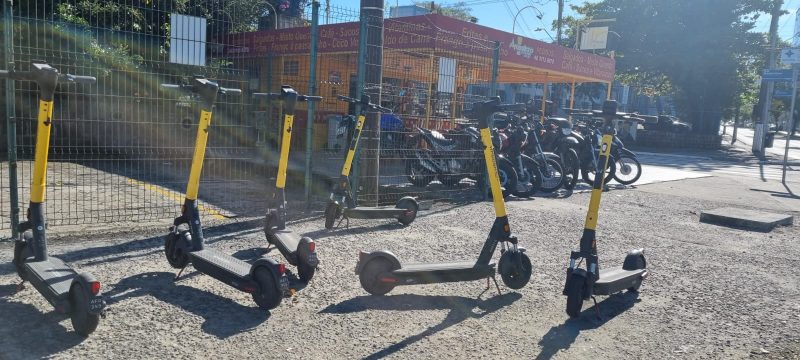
89;297;105;313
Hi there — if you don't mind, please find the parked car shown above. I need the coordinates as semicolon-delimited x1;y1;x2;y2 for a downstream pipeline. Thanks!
642;115;692;133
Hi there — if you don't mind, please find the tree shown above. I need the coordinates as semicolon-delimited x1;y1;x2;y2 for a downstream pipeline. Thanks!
568;0;772;134
415;2;477;23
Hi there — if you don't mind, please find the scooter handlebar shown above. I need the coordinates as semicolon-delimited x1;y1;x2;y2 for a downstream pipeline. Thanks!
160;83;183;90
336;94;391;112
219;87;241;95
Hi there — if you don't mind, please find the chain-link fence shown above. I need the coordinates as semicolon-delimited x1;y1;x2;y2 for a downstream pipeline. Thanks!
355;13;497;205
0;0;319;233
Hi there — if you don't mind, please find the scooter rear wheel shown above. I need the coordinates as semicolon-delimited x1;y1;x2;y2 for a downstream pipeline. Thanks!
498;251;532;289
70;283;100;336
359;257;397;296
252;267;283;310
324;201;341;230
566;272;586;318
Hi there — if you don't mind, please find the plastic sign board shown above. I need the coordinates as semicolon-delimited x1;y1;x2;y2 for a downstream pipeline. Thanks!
170;14;207;66
780;48;800;64
580;26;609;50
762;69;793;82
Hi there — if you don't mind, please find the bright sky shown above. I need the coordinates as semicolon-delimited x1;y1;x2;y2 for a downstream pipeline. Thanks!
334;0;800;44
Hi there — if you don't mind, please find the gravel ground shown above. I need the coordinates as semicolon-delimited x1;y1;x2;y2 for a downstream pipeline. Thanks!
0;177;798;359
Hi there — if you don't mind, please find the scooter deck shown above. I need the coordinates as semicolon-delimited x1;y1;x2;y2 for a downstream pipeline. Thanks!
594;266;646;295
265;227;300;265
344;206;404;219
25;257;75;301
393;261;496;284
190;248;251;282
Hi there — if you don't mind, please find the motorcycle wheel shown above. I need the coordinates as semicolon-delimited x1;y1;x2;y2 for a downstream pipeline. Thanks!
613;154;642;185
538;155;564;193
560;148;580;190
581;154;616;186
405;158;435;188
511;155;542;198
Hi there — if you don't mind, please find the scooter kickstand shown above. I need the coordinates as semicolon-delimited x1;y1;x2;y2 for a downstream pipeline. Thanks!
15;280;26;293
591;296;601;320
174;266;186;281
492;276;502;296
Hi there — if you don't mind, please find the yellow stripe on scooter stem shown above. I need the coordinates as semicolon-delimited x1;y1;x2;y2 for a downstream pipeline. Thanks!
341;115;365;176
480;128;507;218
186;110;213;201
276;114;294;189
583;133;614;231
30;100;55;203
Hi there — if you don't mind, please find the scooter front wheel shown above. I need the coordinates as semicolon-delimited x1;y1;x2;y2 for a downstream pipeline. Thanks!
565;272;586;318
164;231;190;269
324;201;341;230
13;234;32;278
70;283;100;336
395;197;418;226
498;250;532;289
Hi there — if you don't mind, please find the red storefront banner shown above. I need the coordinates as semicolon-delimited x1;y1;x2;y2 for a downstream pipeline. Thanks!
224;14;614;82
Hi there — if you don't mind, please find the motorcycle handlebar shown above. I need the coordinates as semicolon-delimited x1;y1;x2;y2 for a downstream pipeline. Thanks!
336;94;391;112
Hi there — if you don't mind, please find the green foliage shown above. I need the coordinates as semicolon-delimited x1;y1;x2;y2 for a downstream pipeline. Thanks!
415;1;477;23
570;0;772;134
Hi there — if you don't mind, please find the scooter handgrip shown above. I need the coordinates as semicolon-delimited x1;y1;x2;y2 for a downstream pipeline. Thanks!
300;95;323;102
62;74;97;84
219;87;242;95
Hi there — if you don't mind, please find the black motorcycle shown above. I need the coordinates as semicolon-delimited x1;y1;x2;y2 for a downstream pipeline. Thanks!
494;115;543;197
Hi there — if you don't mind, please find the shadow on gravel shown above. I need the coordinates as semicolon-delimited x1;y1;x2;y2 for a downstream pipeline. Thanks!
104;272;270;339
320;292;522;359
10;219;268;274
535;291;641;360
302;222;406;240
0;286;86;358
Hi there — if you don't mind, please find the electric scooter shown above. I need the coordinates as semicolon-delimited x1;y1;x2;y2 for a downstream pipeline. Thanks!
563;100;648;318
324;94;418;229
355;97;533;295
257;85;321;283
5;62;105;336
162;77;288;310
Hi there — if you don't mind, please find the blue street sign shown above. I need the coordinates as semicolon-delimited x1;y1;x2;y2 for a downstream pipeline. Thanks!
763;69;793;81
774;89;794;98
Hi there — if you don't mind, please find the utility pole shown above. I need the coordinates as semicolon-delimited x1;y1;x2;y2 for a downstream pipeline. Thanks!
556;0;564;46
755;0;784;155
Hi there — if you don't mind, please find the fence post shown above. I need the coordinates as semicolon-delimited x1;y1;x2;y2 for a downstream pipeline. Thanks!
3;0;19;238
305;1;320;208
351;12;369;199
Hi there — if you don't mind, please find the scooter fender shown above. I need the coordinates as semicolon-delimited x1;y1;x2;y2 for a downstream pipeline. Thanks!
297;236;319;268
355;250;401;275
618;147;637;158
72;272;106;315
251;257;290;295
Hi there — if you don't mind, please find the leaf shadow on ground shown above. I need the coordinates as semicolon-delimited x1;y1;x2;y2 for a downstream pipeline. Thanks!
0;284;86;359
320;292;522;360
535;291;641;360
103;271;271;339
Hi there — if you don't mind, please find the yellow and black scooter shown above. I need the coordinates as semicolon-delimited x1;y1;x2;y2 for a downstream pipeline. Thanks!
5;62;105;336
256;85;321;283
162;77;288;310
563;99;648;318
355;97;532;295
324;94;418;229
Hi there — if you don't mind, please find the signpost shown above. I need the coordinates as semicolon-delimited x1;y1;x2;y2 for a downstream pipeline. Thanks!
762;69;793;81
